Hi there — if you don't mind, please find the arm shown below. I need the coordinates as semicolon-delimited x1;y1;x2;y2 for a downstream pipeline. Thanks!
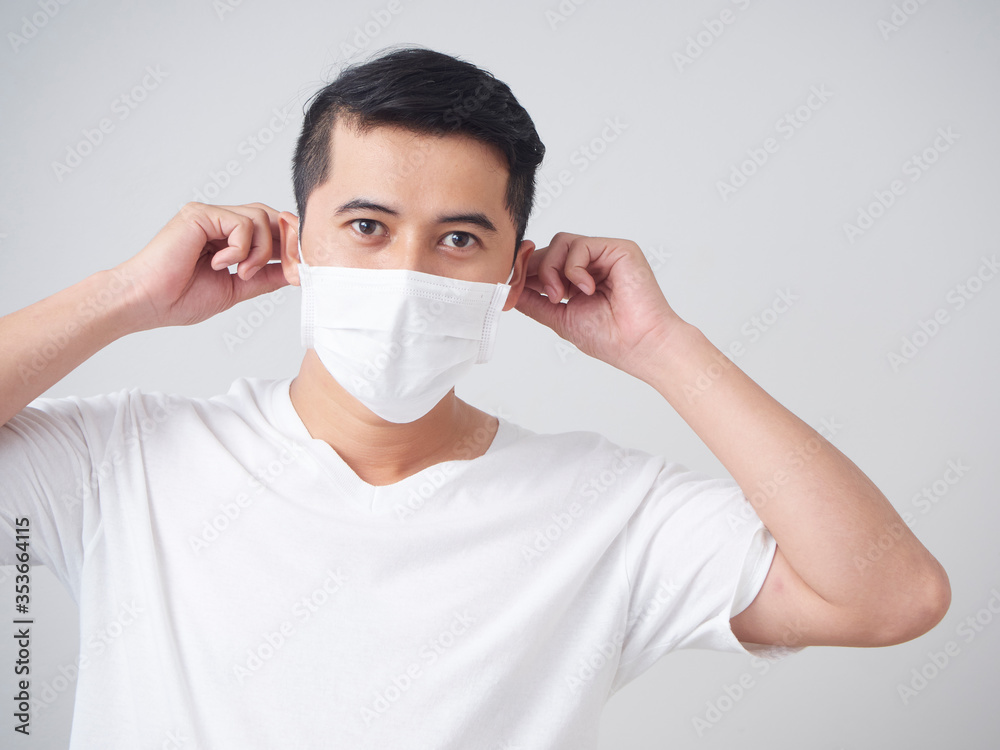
513;232;950;649
641;322;949;648
0;202;289;428
0;269;138;428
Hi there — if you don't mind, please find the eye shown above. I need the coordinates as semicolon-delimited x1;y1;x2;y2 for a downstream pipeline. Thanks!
442;231;479;250
350;219;387;237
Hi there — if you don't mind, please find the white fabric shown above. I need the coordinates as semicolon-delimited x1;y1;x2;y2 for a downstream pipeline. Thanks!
0;377;801;749
298;263;511;423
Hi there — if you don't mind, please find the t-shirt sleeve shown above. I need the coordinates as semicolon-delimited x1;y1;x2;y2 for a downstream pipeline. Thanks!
0;390;128;602
613;461;804;692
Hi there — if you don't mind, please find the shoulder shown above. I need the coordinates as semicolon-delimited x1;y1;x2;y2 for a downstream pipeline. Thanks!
25;376;291;436
493;417;667;484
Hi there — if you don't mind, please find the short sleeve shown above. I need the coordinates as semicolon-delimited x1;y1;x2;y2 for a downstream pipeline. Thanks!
612;461;803;692
0;390;128;601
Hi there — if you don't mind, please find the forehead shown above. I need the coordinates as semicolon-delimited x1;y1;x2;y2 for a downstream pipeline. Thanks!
320;119;511;217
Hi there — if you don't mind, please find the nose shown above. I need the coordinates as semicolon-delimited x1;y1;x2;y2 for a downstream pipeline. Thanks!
387;230;438;276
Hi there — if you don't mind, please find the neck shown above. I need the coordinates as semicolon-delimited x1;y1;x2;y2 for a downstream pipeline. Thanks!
289;350;498;486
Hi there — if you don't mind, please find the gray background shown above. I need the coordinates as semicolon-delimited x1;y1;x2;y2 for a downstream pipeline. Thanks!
2;0;999;747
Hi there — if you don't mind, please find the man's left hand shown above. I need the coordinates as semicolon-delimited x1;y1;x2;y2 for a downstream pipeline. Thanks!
514;232;688;382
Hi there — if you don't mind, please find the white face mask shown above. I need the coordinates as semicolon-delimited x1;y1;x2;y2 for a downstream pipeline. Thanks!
297;233;514;423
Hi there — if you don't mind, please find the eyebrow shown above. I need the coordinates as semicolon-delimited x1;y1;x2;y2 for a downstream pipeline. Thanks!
334;198;499;235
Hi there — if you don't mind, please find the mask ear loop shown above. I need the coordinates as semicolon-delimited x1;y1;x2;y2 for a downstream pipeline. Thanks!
297;224;315;348
504;265;515;285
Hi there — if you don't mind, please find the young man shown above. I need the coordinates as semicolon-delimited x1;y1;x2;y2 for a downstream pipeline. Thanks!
0;46;948;747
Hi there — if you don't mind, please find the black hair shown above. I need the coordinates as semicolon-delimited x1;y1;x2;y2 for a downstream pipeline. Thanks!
292;45;546;261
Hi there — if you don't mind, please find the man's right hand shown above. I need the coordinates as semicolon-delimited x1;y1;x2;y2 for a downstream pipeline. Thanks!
0;201;293;427
120;202;290;331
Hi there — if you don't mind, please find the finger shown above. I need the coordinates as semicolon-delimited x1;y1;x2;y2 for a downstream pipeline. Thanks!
239;203;285;262
197;206;273;280
217;202;282;234
535;235;573;303
235;206;276;281
564;239;597;296
217;204;283;279
231;261;289;304
513;284;568;335
206;210;256;271
522;275;548;295
522;233;577;278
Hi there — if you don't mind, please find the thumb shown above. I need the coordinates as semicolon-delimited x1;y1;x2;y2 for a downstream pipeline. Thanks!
514;285;568;337
231;262;290;305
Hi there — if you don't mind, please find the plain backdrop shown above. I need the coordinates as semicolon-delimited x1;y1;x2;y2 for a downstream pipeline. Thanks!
2;0;999;747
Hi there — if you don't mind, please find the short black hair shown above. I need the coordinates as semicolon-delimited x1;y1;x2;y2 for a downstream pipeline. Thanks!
292;45;546;261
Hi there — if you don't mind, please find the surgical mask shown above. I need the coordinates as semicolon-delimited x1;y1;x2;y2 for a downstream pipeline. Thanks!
297;234;514;423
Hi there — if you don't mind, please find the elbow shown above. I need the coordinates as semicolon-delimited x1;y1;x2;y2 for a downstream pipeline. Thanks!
876;558;952;647
917;559;952;636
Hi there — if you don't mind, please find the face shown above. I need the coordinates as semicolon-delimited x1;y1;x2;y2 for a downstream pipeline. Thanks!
280;119;535;311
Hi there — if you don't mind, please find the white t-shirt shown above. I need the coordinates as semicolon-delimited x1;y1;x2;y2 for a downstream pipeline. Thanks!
0;377;800;749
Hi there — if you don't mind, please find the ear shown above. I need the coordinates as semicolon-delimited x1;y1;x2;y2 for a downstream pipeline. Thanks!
278;211;301;286
503;239;536;312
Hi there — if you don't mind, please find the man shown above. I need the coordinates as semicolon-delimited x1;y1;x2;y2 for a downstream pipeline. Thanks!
0;46;948;747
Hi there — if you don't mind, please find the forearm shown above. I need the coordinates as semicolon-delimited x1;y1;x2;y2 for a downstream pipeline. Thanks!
0;267;142;427
638;322;946;612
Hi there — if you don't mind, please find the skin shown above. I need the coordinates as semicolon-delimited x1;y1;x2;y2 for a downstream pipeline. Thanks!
276;119;537;486
0;118;950;653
